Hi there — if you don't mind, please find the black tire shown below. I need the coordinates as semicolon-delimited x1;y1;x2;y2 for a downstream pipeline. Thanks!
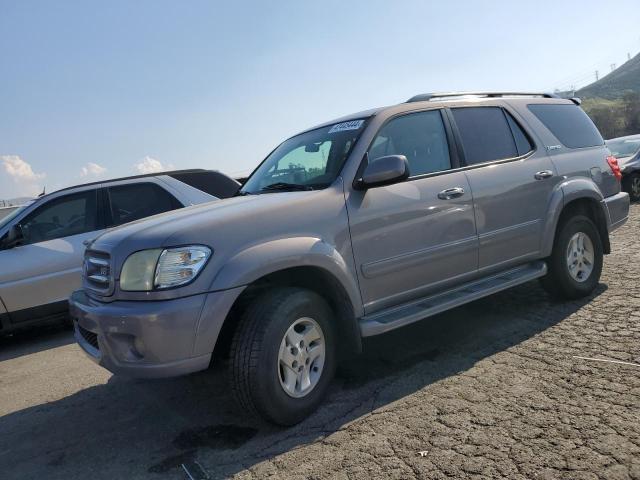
622;172;640;202
228;287;336;426
540;215;603;300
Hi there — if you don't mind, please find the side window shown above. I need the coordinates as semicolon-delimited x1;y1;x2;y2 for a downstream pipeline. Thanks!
451;107;518;165
369;110;451;176
107;183;181;227
527;103;604;149
505;111;534;156
20;190;98;245
169;171;240;199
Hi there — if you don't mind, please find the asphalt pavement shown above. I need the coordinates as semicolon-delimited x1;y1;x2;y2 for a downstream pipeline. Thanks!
1;205;639;480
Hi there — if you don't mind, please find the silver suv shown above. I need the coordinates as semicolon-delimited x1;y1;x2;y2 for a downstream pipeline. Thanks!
70;92;630;425
0;169;239;333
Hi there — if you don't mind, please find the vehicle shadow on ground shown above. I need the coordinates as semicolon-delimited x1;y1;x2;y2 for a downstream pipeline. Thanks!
0;323;74;362
0;281;606;480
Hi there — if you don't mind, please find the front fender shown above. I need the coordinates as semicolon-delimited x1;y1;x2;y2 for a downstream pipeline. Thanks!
541;177;607;257
209;237;363;317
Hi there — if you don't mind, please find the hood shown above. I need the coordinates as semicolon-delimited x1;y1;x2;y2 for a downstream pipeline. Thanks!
90;191;319;253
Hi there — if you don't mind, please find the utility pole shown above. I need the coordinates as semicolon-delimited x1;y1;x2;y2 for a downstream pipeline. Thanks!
611;63;616;72
595;70;599;81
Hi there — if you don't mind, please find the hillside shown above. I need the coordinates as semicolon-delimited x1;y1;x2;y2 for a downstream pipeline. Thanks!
578;52;640;100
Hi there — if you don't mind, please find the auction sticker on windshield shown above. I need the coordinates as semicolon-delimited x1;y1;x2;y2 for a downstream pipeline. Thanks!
328;119;365;134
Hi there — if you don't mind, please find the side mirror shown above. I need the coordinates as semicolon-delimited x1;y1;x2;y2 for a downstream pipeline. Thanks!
355;155;410;190
1;224;24;250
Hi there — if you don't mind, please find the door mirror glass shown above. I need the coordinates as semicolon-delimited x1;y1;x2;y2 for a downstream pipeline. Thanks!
356;155;409;190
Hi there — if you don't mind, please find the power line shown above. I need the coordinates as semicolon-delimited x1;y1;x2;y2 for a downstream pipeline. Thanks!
546;44;639;92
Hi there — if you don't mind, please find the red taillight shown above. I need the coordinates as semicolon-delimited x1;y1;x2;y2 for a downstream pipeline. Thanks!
606;155;622;181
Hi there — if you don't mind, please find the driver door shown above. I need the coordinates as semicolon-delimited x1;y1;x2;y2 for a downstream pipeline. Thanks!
0;188;103;324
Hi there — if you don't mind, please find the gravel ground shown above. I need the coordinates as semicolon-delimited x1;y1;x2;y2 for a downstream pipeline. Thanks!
1;205;639;480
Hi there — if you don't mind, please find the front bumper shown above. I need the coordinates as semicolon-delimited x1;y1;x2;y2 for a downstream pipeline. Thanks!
69;286;244;378
603;191;630;232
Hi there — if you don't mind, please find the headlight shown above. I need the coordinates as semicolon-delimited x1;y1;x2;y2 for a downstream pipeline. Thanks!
120;246;211;291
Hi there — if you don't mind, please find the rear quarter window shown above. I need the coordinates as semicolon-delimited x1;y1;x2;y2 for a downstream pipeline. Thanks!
527;104;604;149
169;171;240;198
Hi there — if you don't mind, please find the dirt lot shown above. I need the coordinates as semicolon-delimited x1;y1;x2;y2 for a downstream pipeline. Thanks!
1;205;639;480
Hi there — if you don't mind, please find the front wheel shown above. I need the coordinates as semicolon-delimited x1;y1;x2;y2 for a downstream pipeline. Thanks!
623;172;640;202
540;215;603;300
228;287;336;425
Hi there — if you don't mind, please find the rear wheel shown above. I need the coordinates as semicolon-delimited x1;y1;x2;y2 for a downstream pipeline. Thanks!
540;215;603;300
623;172;640;202
228;287;336;425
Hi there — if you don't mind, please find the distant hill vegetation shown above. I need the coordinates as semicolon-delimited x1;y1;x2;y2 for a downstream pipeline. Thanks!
578;52;640;100
576;52;640;139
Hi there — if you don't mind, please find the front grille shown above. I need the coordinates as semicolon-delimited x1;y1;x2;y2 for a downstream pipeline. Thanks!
78;325;99;351
84;250;113;295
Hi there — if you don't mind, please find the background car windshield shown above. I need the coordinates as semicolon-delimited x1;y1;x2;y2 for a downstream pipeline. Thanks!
606;138;640;158
241;120;367;193
0;205;28;230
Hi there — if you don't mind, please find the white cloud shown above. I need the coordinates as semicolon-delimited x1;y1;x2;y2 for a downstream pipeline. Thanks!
134;156;174;174
1;155;46;196
80;162;107;178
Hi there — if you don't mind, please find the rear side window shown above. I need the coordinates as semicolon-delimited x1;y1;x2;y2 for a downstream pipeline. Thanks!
107;183;181;227
505;111;534;156
528;104;604;149
169;171;240;198
451;107;518;165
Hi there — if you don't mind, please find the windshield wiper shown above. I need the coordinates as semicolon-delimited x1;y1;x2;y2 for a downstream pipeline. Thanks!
260;182;314;192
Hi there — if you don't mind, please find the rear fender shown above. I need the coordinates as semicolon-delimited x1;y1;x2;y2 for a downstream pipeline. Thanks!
541;177;608;257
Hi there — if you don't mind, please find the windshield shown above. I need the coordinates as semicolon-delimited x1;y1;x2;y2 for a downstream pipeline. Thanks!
241;119;368;194
0;205;27;230
606;138;640;158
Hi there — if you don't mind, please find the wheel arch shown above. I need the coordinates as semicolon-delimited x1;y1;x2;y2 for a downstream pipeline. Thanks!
543;181;610;257
210;239;363;361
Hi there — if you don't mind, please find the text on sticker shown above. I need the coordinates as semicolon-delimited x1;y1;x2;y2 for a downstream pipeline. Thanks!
328;120;365;134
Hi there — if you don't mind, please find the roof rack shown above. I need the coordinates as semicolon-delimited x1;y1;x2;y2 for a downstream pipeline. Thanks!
406;92;560;103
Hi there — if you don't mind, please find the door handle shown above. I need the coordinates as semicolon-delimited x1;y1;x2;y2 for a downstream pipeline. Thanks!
437;187;465;200
534;170;554;180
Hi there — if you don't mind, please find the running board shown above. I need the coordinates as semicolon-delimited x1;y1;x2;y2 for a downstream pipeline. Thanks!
359;261;547;337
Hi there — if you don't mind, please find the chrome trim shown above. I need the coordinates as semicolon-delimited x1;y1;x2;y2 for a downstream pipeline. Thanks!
88;274;109;284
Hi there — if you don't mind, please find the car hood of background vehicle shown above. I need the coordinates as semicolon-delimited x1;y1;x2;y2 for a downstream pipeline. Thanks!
90;191;318;253
619;153;640;167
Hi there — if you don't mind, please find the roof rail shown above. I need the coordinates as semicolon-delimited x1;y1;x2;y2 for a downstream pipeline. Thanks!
48;169;212;196
406;92;560;103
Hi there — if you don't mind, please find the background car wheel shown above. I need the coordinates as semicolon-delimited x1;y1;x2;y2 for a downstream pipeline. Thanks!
623;172;640;202
229;287;336;426
540;215;603;300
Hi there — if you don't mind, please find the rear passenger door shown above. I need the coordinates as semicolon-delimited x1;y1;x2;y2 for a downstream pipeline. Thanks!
450;106;560;271
105;181;182;227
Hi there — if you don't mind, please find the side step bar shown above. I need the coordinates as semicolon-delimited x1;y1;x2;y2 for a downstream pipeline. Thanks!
359;261;547;337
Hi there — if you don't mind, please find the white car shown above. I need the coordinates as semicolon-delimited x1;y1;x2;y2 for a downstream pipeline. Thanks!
0;169;239;333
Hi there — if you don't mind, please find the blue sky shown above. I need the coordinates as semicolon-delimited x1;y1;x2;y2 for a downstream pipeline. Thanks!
1;0;639;199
